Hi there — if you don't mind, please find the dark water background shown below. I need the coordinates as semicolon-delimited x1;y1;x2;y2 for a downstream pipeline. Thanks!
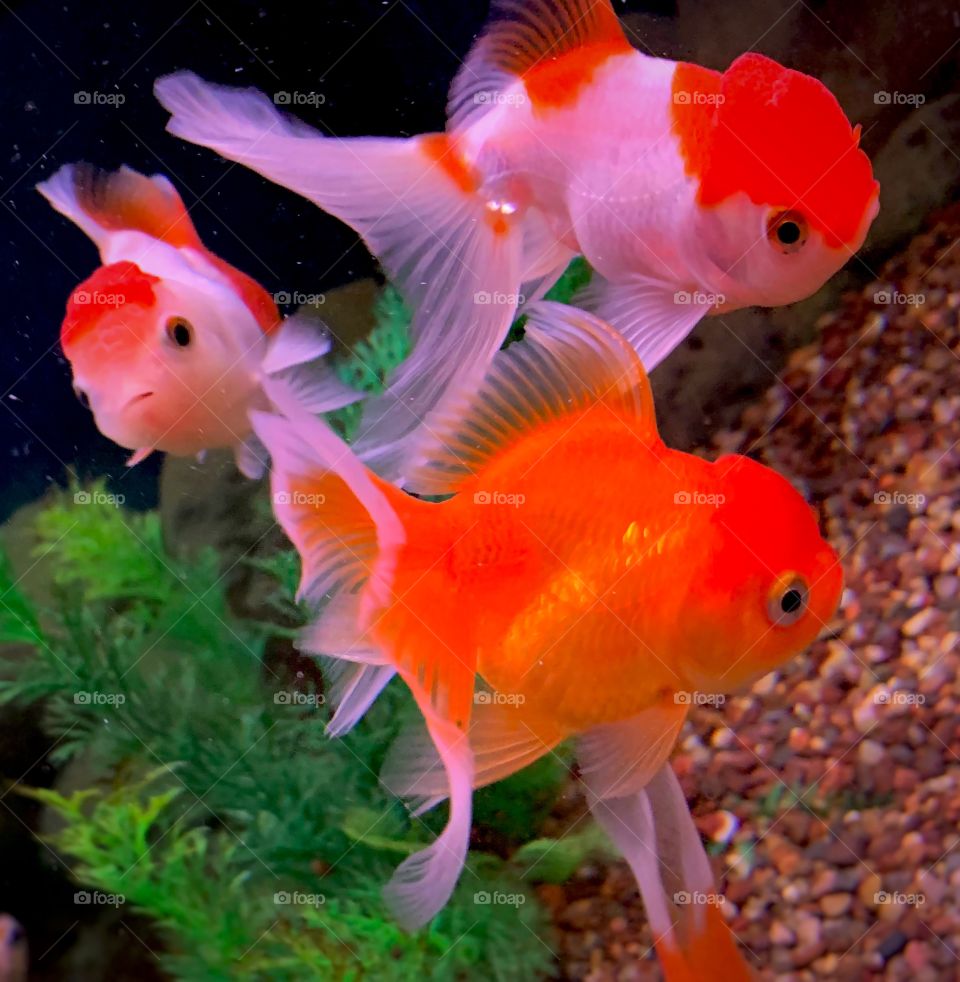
0;0;541;519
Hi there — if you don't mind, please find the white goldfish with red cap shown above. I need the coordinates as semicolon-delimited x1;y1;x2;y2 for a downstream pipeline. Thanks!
155;0;879;479
37;164;355;476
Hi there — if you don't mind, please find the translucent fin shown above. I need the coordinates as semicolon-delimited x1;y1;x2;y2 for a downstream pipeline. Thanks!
261;311;334;375
382;714;474;931
381;699;566;811
590;764;754;982
576;274;712;372
447;0;631;131
155;74;524;479
519;207;578;297
404;300;658;496
234;436;267;479
577;696;687;800
262;315;362;416
37;162;201;253
321;658;397;738
252;379;405;608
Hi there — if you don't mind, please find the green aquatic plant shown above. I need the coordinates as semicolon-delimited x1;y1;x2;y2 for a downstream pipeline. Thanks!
327;285;412;440
0;484;588;980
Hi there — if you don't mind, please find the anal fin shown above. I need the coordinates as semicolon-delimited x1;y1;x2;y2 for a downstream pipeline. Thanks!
381;696;567;813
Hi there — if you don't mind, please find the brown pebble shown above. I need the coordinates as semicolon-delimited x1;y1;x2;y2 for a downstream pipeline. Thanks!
820;893;852;918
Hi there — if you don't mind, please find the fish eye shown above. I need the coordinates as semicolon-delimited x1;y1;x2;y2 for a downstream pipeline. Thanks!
766;572;809;627
766;210;808;255
165;316;193;348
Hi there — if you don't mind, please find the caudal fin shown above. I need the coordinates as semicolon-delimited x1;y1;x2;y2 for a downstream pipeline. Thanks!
253;378;480;930
156;73;524;481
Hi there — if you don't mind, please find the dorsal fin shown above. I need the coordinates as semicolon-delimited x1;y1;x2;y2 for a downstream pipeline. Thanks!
62;261;160;351
403;301;658;495
71;163;204;249
448;0;632;129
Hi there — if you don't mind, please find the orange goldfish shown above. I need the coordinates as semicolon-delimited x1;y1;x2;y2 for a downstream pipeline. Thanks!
37;163;355;476
157;0;878;478
252;301;842;977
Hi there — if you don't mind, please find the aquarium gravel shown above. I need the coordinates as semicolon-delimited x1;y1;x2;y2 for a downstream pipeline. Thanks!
546;206;960;981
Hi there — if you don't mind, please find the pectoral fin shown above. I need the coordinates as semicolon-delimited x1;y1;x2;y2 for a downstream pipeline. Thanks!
576;274;713;371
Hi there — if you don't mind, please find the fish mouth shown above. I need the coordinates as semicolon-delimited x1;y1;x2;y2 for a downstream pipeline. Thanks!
123;391;154;410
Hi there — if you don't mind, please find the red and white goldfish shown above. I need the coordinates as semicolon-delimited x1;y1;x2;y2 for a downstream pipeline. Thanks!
37;164;355;476
252;301;842;978
156;0;879;479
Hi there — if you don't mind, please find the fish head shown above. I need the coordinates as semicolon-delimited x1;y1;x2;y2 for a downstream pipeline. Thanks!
687;53;879;309
62;261;266;455
677;454;843;693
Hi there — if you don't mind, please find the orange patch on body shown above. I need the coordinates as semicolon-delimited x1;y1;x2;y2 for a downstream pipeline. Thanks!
523;40;632;111
206;257;281;334
669;62;723;179
62;262;159;351
420;133;480;195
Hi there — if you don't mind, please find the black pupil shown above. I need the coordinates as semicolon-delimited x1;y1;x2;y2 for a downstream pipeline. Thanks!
171;320;191;346
781;588;804;614
777;221;801;245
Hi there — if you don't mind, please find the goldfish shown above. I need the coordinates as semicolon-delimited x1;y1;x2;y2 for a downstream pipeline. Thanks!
37;163;356;477
251;301;842;978
156;0;879;479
